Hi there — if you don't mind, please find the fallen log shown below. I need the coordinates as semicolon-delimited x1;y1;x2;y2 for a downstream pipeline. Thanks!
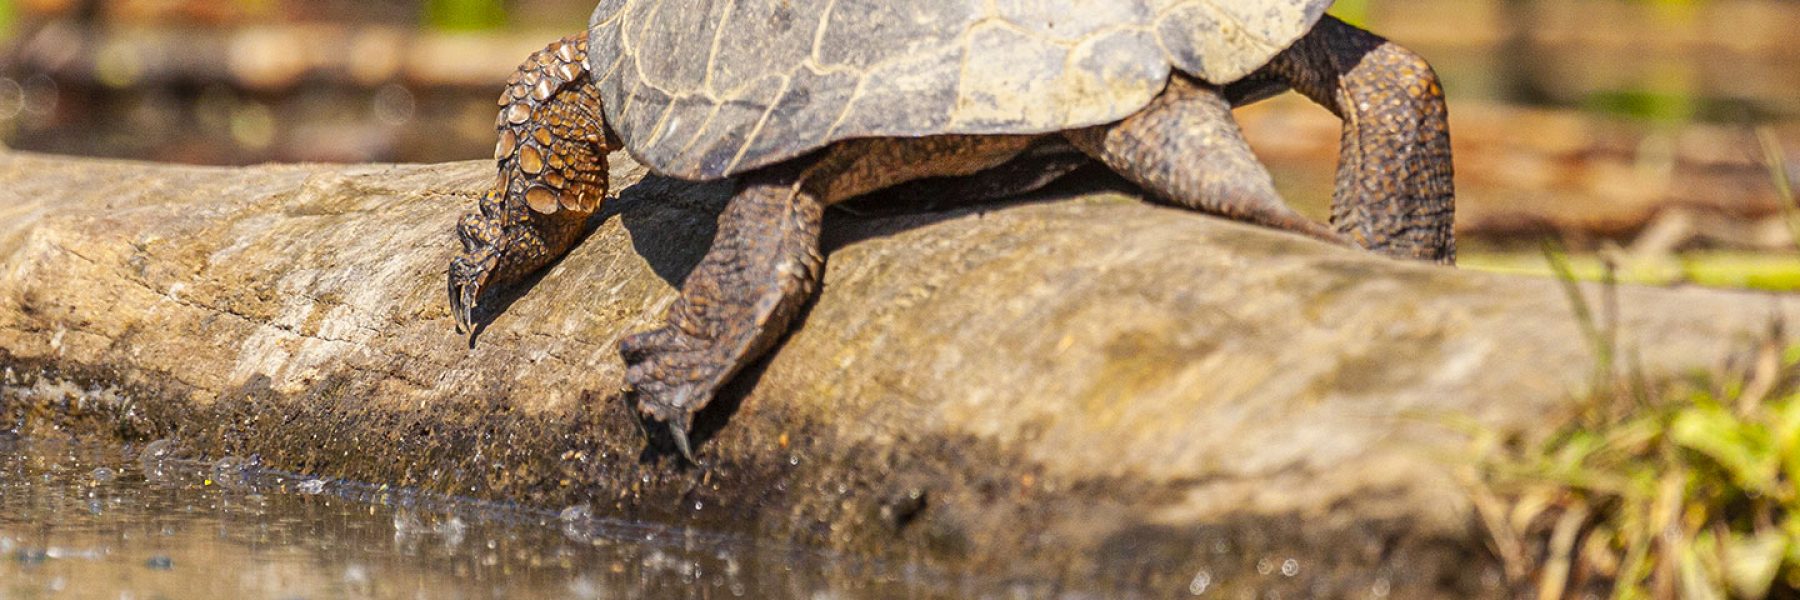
0;150;1793;596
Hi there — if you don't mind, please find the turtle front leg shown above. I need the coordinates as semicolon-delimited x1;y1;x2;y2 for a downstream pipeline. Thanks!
1262;15;1456;264
449;34;612;336
1064;76;1348;245
620;165;827;460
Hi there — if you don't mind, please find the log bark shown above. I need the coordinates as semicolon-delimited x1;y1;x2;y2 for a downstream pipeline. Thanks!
1;151;1794;596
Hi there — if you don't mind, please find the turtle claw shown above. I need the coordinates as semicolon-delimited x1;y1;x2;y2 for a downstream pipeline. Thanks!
667;419;695;463
621;328;715;463
447;247;495;343
449;276;474;335
626;388;698;463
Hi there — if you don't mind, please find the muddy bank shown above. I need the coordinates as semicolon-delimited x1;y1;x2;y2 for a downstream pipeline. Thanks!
0;151;1794;596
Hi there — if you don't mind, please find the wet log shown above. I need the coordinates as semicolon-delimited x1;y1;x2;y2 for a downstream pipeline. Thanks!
1;151;1795;596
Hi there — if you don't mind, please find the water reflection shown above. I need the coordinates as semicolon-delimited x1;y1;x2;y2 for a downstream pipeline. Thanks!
0;437;1003;599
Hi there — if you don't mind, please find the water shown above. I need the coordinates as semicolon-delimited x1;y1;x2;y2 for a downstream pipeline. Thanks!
0;436;987;599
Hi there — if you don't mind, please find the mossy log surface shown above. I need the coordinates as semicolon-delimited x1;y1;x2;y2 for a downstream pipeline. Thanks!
1;151;1793;596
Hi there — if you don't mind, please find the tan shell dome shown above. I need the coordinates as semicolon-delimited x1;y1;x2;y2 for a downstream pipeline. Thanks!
588;0;1334;180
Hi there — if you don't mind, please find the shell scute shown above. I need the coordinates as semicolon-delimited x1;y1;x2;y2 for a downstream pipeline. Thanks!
589;0;1332;179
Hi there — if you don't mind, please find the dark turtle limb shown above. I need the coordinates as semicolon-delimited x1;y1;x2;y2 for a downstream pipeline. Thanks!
623;135;1037;459
1260;16;1457;264
836;140;1090;216
1064;77;1348;245
620;165;827;459
449;34;612;336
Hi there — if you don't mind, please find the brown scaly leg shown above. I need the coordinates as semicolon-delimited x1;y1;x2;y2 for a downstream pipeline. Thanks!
1260;15;1457;264
623;135;1036;459
449;35;613;336
1064;76;1348;245
620;164;827;460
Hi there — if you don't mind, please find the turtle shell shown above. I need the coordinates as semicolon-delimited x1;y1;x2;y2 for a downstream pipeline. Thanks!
588;0;1334;180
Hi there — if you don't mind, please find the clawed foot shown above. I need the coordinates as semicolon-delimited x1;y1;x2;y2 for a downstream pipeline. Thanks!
615;166;826;462
449;212;503;344
620;326;730;462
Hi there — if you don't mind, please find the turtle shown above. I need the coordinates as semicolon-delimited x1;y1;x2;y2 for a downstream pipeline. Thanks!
448;0;1456;459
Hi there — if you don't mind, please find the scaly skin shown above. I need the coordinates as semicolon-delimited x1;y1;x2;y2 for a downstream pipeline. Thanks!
454;17;1456;458
1064;77;1349;246
1262;15;1457;264
620;134;1037;458
449;35;611;336
617;164;826;458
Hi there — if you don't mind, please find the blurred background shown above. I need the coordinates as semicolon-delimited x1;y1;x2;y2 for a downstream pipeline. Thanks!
0;0;1795;285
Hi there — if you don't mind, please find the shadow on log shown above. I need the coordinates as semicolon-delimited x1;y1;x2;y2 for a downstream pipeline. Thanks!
0;151;1793;596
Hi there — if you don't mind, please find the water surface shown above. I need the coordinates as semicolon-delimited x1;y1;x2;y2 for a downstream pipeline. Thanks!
0;436;1008;599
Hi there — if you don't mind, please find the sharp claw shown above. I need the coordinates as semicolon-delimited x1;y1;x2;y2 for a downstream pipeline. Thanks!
448;261;485;346
468;303;482;345
668;417;695;463
449;278;466;334
626;390;653;442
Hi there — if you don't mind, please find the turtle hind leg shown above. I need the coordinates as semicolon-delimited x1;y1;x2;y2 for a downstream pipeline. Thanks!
1263;15;1456;264
449;34;613;336
621;164;827;459
1065;76;1346;246
622;135;1037;460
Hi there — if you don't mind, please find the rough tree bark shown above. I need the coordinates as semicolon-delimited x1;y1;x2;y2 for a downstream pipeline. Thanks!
0;151;1793;596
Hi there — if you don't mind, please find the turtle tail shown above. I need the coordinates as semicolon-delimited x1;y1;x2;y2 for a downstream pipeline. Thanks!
450;34;614;337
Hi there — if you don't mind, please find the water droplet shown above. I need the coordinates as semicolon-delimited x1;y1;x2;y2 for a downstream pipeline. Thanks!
296;479;327;495
1280;558;1299;577
343;564;369;585
1371;576;1392;597
1187;570;1211;595
559;505;592;522
435;517;467;548
139;439;178;463
144;555;172;570
89;467;115;483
